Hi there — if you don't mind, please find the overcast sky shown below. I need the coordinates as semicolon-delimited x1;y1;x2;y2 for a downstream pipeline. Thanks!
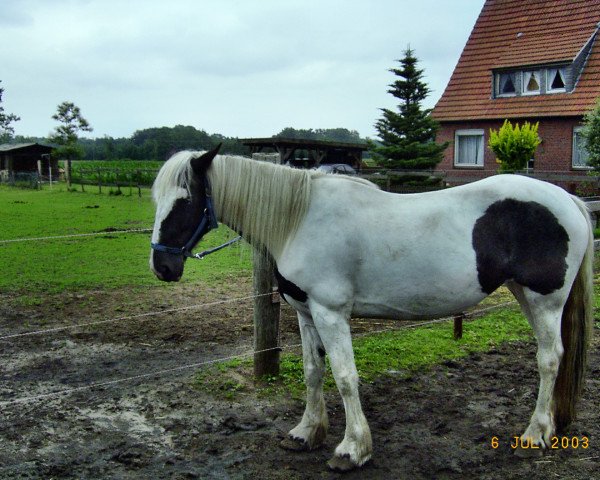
0;0;483;140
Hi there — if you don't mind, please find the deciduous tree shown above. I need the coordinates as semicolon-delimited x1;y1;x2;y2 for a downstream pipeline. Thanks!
50;101;93;185
0;81;20;143
582;99;600;170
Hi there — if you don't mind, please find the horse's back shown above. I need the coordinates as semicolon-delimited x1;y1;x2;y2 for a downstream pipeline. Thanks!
279;174;589;319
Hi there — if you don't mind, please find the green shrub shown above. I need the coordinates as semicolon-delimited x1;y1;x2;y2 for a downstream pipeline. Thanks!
582;99;600;170
489;120;541;173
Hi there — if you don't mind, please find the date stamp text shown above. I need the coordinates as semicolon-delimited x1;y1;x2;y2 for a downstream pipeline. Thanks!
490;436;590;450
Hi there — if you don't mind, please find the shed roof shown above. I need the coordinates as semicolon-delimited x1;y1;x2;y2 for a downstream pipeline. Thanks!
0;143;54;153
240;137;368;151
432;0;600;122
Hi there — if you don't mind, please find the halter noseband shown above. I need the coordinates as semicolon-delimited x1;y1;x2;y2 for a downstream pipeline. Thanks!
151;177;223;259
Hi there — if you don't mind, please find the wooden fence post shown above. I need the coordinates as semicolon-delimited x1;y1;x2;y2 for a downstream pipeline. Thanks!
65;158;72;188
136;170;142;197
453;313;464;340
253;247;280;378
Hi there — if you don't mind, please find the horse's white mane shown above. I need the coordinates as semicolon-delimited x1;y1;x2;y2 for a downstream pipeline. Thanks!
152;150;197;202
208;155;317;258
153;151;377;258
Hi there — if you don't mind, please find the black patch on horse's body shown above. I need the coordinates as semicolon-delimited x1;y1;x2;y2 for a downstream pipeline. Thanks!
472;199;569;295
274;267;308;303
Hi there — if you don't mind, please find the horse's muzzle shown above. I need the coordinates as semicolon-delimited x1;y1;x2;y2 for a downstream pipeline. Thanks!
154;267;182;282
150;253;184;282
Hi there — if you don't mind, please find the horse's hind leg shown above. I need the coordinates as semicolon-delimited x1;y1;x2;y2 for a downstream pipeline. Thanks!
508;282;564;452
309;302;372;471
281;310;329;451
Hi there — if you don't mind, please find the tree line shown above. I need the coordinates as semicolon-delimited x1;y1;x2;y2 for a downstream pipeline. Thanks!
10;124;369;162
77;126;247;161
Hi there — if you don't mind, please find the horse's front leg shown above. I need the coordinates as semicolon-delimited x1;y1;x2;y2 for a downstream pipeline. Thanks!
281;311;329;451
310;302;372;472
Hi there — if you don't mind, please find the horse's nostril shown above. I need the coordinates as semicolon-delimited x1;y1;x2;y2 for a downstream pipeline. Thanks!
158;264;172;278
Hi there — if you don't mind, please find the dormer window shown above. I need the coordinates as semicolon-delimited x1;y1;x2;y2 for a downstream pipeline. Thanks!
523;70;541;95
547;67;567;92
493;64;572;98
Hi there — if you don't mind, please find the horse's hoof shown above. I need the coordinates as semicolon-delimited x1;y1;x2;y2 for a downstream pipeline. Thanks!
513;445;545;458
327;454;359;472
280;435;310;452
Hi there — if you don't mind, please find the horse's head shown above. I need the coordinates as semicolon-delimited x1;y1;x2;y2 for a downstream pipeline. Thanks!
150;145;220;282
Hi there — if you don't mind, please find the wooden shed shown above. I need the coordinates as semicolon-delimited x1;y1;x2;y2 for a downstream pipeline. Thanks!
241;137;367;170
0;143;56;177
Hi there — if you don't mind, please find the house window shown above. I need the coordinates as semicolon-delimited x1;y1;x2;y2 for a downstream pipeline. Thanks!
497;72;517;96
455;130;484;167
523;70;541;95
573;127;591;169
547;67;566;93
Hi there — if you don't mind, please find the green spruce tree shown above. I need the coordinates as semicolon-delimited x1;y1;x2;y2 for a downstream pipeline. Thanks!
371;48;447;170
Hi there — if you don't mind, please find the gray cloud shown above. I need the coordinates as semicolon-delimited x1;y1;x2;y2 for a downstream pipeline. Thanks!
0;0;483;139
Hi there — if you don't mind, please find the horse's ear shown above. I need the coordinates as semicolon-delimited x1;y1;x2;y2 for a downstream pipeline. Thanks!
191;143;221;176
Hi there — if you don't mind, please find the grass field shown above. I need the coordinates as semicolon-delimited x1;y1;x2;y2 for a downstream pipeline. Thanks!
0;184;251;293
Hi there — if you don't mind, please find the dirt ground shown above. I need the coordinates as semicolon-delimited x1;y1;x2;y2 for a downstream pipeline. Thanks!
0;278;598;480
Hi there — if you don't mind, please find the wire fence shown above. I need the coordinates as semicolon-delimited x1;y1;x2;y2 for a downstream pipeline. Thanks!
0;227;153;244
0;223;573;409
0;294;518;408
0;292;270;342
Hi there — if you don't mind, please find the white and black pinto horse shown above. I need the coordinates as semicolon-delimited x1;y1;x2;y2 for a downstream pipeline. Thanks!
150;147;593;472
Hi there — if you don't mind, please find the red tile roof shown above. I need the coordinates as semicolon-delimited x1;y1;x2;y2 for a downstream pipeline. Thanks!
432;0;600;121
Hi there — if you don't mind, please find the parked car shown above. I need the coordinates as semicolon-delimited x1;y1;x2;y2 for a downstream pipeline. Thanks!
316;164;357;175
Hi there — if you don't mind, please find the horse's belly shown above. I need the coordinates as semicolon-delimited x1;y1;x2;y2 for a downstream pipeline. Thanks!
350;258;487;320
351;290;487;320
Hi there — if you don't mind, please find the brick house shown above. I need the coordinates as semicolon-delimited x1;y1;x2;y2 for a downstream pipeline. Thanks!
432;0;600;192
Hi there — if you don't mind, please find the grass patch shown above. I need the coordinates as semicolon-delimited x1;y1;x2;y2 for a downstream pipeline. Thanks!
196;282;600;400
193;306;532;400
0;185;251;293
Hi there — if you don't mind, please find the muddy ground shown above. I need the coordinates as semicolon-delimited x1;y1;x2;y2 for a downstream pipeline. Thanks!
0;278;598;479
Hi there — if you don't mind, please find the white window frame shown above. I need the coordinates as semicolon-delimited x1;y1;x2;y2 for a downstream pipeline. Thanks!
454;129;484;168
547;67;567;94
572;126;591;169
522;70;542;95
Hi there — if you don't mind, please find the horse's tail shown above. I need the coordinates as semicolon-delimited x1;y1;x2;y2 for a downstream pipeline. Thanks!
553;196;594;432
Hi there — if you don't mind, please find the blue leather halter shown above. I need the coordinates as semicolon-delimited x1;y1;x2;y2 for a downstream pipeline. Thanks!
151;177;238;259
